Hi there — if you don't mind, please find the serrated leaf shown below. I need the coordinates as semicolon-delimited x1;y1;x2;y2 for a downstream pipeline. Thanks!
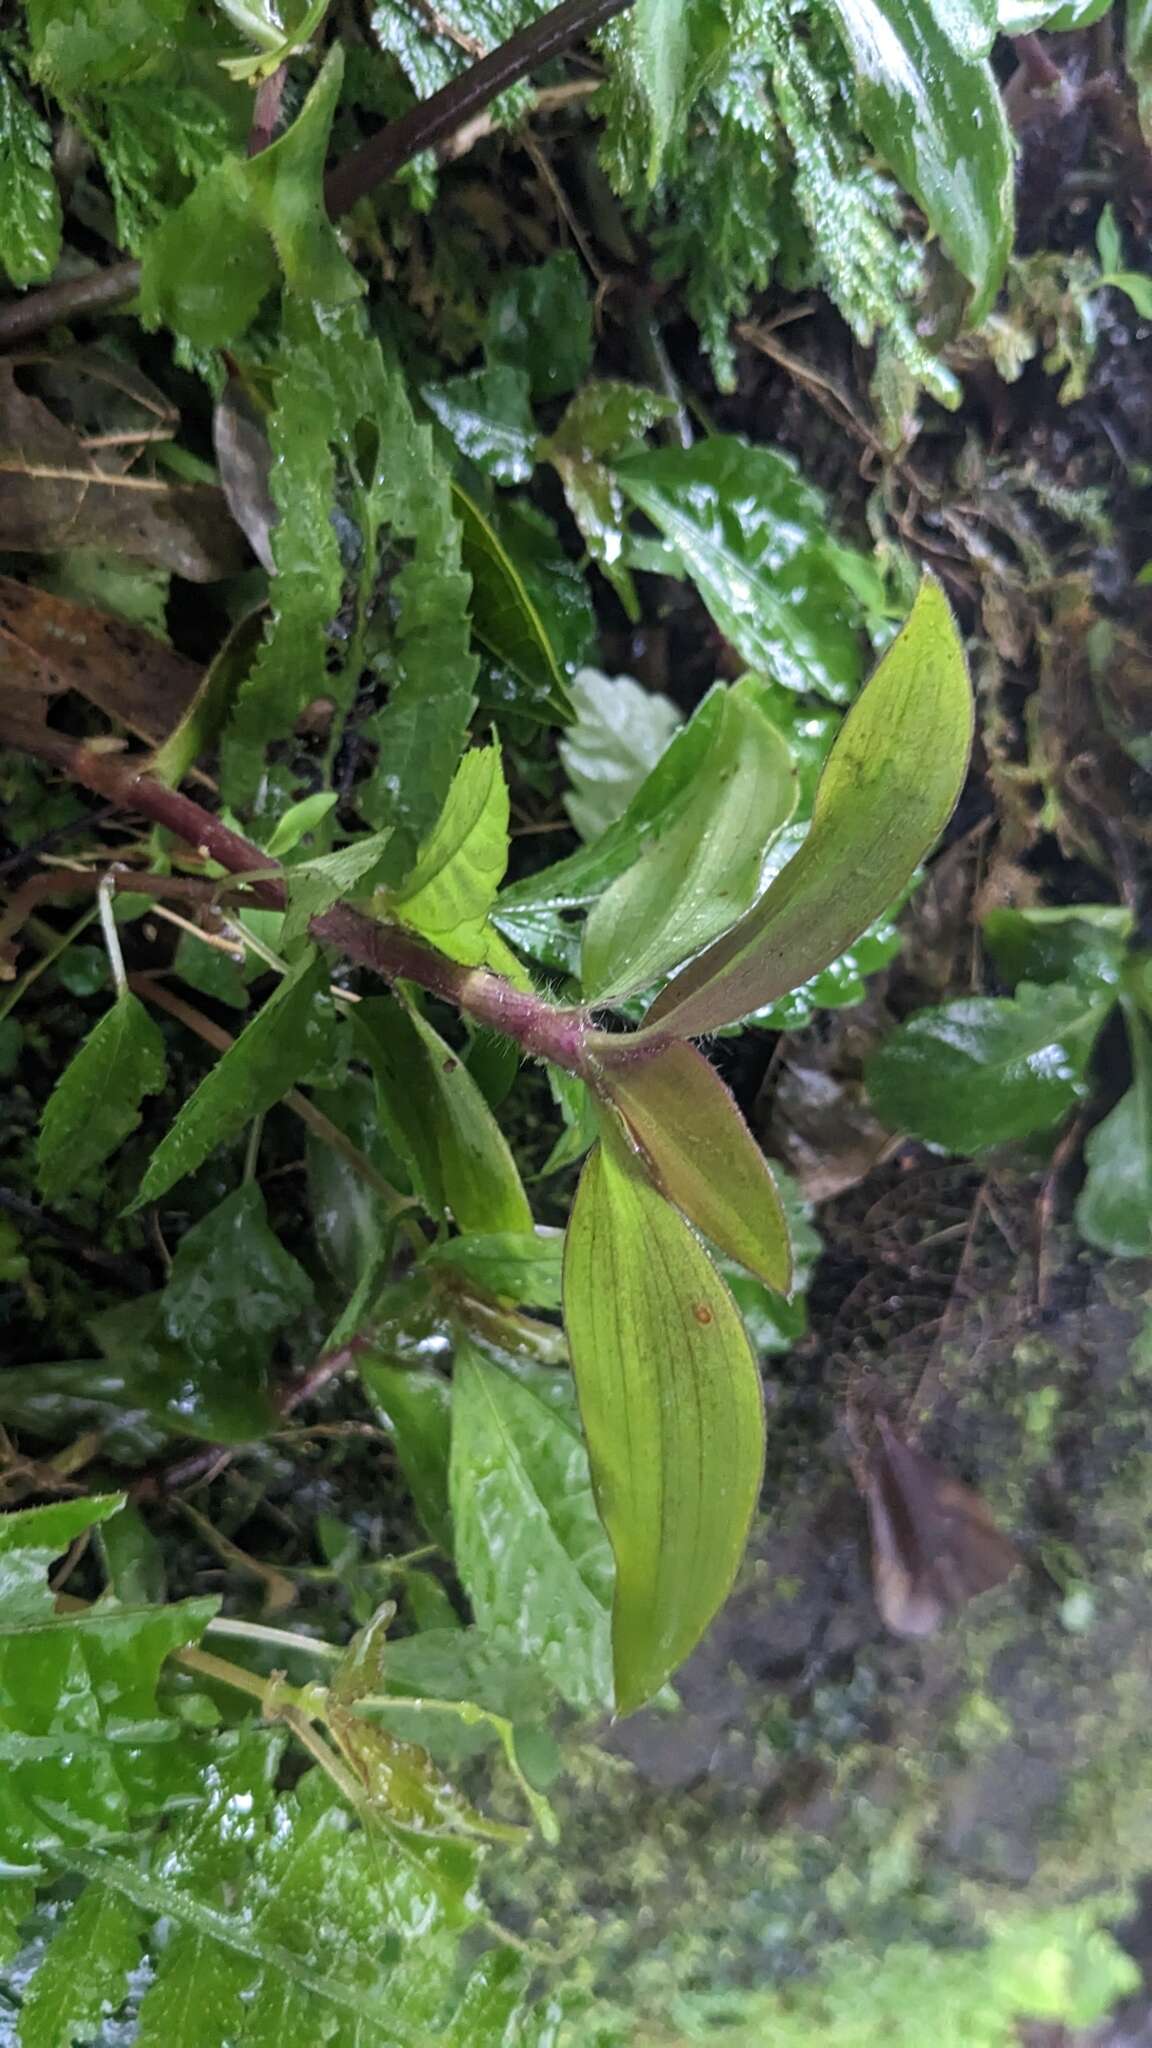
1076;1009;1152;1258
37;990;167;1202
581;686;795;1000
131;951;328;1210
563;1123;764;1713
0;61;62;287
361;1355;453;1548
354;998;532;1233
865;982;1109;1151
139;47;356;348
453;483;572;723
425;1231;564;1310
645;578;973;1037
280;829;394;948
0;1496;124;1623
601;1043;791;1291
821;0;1014;321
615;437;867;702
161;1184;313;1414
631;0;692;183
17;1881;141;2048
388;745;509;964
26;0;193;91
449;1342;613;1711
424;366;537;484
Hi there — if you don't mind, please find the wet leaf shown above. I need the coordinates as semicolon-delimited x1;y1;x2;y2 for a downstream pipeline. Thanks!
999;0;1109;26
131;951;329;1210
822;0;1014;320
454;483;572;723
601;1042;791;1291
719;1167;821;1357
17;1882;142;2048
361;1355;453;1548
388;744;509;965
354;997;532;1233
485;251;593;400
1076;1010;1152;1258
152;610;265;787
563;1122;764;1713
983;904;1132;996
614;437;866;702
646;578;972;1037
559;667;682;844
449;1341;613;1711
161;1183;314;1396
581;685;795;1000
865;982;1109;1151
0;59;62;287
38;991;167;1203
542;381;677;610
424;366;537;485
630;0;692;182
93;1293;281;1442
425;1230;564;1309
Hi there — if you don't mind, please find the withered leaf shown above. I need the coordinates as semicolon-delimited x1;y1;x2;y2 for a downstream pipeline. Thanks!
862;1416;1020;1639
0;575;201;746
0;361;246;581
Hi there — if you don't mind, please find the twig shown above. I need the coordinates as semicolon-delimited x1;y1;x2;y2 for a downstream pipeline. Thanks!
0;0;636;348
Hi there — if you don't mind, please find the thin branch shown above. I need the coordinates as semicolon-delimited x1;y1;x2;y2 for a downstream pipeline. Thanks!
0;0;635;349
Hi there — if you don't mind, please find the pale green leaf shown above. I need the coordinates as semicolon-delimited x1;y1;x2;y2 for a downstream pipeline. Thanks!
581;686;796;1000
424;1230;564;1310
361;1355;453;1548
645;578;973;1037
264;791;339;858
449;1343;613;1711
131;951;327;1209
389;745;509;965
37;991;167;1202
563;1125;764;1713
559;668;682;844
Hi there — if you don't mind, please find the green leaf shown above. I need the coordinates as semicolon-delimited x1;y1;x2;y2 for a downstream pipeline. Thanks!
1095;204;1124;277
486;252;593;400
388;745;509;964
1076;1008;1152;1258
999;0;1110;31
424;1230;564;1309
17;1881;142;2048
92;1292;281;1442
0;1496;124;1623
601;1042;791;1291
1100;270;1152;319
645;578;973;1038
361;1355;453;1548
26;0;192;90
983;904;1132;995
542;382;678;616
131;951;328;1210
453;484;572;723
152;610;266;790
161;1185;313;1418
354;998;532;1233
0;60;62;287
139;47;357;348
264;791;339;858
424;366;537;484
37;990;167;1202
1128;0;1152;142
581;685;795;999
719;1167;822;1358
821;0;1014;321
865;982;1109;1152
560;667;682;844
614;438;866;702
631;0;692;182
449;1341;613;1711
563;1123;764;1713
279;829;395;949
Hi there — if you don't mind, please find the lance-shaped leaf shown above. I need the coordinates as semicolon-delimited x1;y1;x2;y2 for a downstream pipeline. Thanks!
645;577;972;1039
600;1043;791;1292
387;744;509;966
131;951;328;1210
581;688;795;1002
38;991;167;1201
354;998;532;1234
1076;1007;1152;1259
563;1123;765;1713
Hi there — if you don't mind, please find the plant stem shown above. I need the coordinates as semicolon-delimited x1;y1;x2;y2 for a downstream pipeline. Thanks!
203;1615;344;1660
0;0;636;347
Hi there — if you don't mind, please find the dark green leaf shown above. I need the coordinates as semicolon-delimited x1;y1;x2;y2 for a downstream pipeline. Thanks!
17;1882;142;2048
424;366;537;484
581;686;795;999
866;982;1109;1151
454;484;572;723
1076;1009;1152;1258
132;952;328;1210
449;1341;613;1711
486;252;593;400
93;1293;280;1442
615;438;866;701
719;1167;822;1358
354;998;532;1233
983;905;1132;996
646;578;973;1037
26;0;192;90
601;1042;791;1290
360;1355;453;1548
542;381;677;610
822;0;1014;320
425;1230;564;1309
161;1184;313;1406
37;990;167;1203
564;1124;764;1712
306;1075;406;1290
0;60;62;286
